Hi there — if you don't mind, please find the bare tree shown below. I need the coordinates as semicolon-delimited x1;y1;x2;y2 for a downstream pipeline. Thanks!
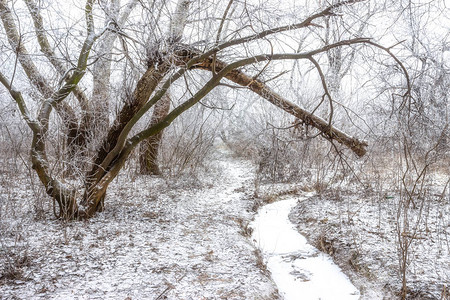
0;0;408;219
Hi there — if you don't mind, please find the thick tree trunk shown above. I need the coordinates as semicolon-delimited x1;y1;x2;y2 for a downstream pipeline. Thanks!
139;92;171;175
88;62;169;176
82;59;170;210
89;0;120;135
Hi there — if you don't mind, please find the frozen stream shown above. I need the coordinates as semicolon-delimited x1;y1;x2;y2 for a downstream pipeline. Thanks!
250;196;361;300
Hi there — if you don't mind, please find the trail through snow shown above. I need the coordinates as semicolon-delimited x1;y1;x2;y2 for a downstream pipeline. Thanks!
0;144;278;299
251;196;361;300
2;143;362;299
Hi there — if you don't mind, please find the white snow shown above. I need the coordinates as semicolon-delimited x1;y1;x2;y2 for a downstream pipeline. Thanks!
0;145;279;299
289;186;450;299
2;143;446;299
251;196;360;300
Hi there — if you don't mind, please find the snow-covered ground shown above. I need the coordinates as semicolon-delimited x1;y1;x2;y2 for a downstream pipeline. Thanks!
289;189;450;299
0;145;279;299
251;196;360;300
1;144;449;299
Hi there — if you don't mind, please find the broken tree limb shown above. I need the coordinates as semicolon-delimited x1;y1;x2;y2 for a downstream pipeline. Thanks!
194;57;368;157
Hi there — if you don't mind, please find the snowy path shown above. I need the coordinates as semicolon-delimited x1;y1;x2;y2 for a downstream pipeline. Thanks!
2;144;361;299
1;145;279;299
251;196;360;300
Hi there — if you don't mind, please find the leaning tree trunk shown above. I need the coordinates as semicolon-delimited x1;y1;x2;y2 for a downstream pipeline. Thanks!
139;92;171;174
1;0;383;221
82;59;171;213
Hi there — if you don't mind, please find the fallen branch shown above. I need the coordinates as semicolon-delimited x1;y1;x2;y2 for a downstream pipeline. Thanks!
193;55;368;157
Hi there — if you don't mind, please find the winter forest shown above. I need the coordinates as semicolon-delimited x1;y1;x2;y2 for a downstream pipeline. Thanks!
0;0;449;299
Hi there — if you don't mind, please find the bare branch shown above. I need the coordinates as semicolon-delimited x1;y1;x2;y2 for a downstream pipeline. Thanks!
215;0;234;45
51;0;108;105
0;71;40;133
308;56;334;125
96;37;371;176
178;1;367;74
23;0;89;111
0;0;53;98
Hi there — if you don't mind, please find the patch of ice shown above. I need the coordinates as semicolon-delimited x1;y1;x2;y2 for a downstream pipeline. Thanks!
251;197;360;300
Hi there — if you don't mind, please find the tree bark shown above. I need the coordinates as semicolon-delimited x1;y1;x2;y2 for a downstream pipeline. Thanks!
1;0;88;157
139;92;171;175
139;0;192;175
1;0;382;221
83;59;170;211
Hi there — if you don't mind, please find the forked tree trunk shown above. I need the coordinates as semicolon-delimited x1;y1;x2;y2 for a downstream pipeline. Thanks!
81;60;171;212
1;0;377;221
139;92;171;174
